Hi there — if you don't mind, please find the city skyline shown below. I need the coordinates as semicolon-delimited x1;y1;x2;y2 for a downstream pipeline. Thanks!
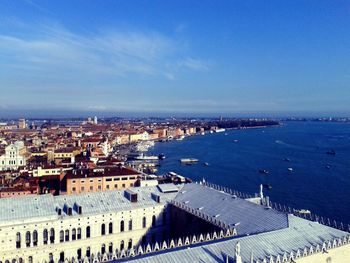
1;0;350;116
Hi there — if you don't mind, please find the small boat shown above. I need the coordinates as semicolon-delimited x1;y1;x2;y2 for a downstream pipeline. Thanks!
158;153;166;160
326;150;336;155
284;158;291;162
296;209;311;215
287;168;293;172
259;169;269;174
210;130;214;134
233;139;239;143
201;132;205;135
203;162;209;166
180;158;199;164
176;135;185;141
215;128;226;133
325;164;331;169
262;184;272;189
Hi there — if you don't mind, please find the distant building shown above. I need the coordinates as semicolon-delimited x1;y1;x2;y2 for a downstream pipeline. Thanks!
94;116;98;125
0;141;27;171
64;166;141;194
18;119;26;129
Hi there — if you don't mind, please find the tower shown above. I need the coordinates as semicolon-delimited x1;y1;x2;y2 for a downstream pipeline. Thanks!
18;119;26;129
94;116;98;124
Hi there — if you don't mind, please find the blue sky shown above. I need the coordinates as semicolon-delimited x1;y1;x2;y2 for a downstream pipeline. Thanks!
0;0;350;117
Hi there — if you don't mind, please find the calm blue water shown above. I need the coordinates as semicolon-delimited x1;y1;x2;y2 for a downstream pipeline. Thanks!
149;121;350;223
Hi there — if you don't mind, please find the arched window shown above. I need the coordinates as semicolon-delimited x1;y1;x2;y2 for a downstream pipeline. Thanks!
120;240;124;251
16;232;21;248
86;226;91;238
65;230;69;241
77;248;82;260
109;222;113;234
72;228;76;240
28;257;33;263
128;219;133;231
49;253;53;263
31;230;37;246
101;223;106;235
120;220;124;232
101;243;106;254
152;215;156;227
25;231;31;247
43;229;48;245
77;228;81;239
108;242;113;254
59;230;64;243
142;217;146;228
49;228;55;243
59;251;64;262
128;239;132;250
86;246;91;257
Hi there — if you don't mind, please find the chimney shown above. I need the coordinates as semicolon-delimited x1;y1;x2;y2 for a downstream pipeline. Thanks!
151;192;161;203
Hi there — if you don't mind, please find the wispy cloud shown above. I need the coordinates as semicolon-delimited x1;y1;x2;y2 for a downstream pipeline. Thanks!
177;57;210;71
0;22;209;84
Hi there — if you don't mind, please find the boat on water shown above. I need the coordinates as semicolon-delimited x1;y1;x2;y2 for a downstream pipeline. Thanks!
180;158;199;164
262;184;272;189
296;209;311;215
326;149;336;155
201;132;205;135
135;153;159;161
210;130;214;134
215;128;226;133
176;135;185;141
259;169;269;174
287;167;293;172
233;139;239;143
203;162;209;166
158;153;166;160
284;158;291;162
325;164;331;169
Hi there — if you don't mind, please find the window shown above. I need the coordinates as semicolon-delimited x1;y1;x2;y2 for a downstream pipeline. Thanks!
59;252;64;262
72;187;76;192
106;185;110;189
120;220;124;232
98;185;102;190
109;222;113;234
25;231;31;247
50;228;55;243
122;184;126;188
128;219;133;231
86;226;91;238
90;186;93;191
120;240;124;251
28;257;33;263
109;242;113;254
72;228;76;240
81;186;84;191
142;217;146;228
101;244;106;254
106;178;112;182
59;230;64;243
101;223;106;235
114;184;118;189
86;246;91;257
32;230;37;246
77;228;81;239
130;183;133;187
77;248;82;260
16;232;21;248
128;239;132;249
65;230;69;241
43;229;48;245
152;215;156;227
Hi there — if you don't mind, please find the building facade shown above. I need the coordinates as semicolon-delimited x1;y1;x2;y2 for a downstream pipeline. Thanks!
0;141;27;171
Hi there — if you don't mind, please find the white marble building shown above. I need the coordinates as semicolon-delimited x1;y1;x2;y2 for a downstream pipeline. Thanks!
0;141;27;171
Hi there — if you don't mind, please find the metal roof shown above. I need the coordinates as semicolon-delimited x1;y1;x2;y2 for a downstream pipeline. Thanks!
0;184;183;225
117;215;349;263
173;183;289;236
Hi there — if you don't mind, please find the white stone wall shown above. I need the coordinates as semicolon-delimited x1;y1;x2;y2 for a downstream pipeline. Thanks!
0;204;168;262
0;142;26;171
